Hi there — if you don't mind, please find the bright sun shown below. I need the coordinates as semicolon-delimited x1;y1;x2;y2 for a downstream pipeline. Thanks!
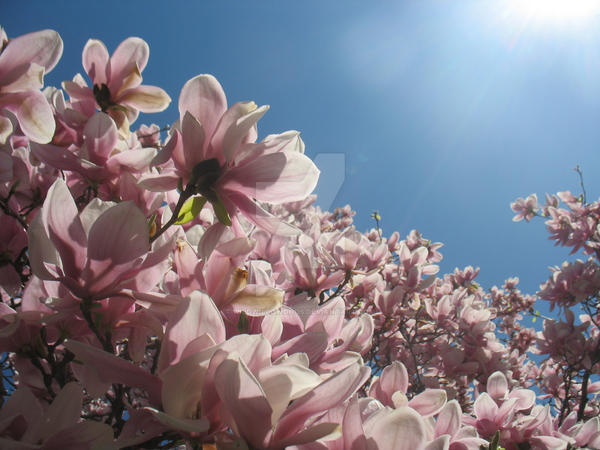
508;0;600;21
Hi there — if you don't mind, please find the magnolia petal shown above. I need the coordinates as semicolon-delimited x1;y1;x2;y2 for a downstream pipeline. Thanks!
41;179;87;280
158;291;225;370
83;112;118;164
408;389;447;417
275;363;370;440
65;339;161;404
258;362;322;425
224;150;320;204
179;74;227;143
109;37;149;92
82;39;109;86
1;62;44;92
435;400;462;437
424;435;450;450
0;29;63;76
487;371;508;400
0;91;55;143
304;297;345;342
473;392;498;421
106;147;156;172
138;172;180;192
509;388;536;411
276;423;342;448
0;115;13;144
224;190;300;237
87;201;149;264
342;397;367;450
220;103;269;163
181;111;207;168
43;420;115;449
119;85;171;113
364;407;426;450
36;382;82;441
214;355;273;449
144;408;209;434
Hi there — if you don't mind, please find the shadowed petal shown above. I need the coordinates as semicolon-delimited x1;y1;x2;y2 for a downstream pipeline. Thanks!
179;74;227;143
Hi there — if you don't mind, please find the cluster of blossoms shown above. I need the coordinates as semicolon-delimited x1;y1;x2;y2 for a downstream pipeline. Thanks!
0;26;599;449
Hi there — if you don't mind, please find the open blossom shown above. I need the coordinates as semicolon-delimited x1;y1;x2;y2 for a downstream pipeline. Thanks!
142;74;319;235
63;37;170;129
0;27;63;143
27;178;172;300
511;194;539;222
538;259;600;310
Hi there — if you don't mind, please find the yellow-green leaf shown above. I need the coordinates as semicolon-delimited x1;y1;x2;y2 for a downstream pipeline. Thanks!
212;194;232;226
175;196;207;225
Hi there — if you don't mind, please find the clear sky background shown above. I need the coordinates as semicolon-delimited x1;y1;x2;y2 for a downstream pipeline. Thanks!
4;0;600;314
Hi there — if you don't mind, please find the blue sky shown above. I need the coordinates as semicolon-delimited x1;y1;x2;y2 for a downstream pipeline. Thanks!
4;0;600;306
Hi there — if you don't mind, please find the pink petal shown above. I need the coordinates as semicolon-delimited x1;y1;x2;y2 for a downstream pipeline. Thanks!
486;371;508;400
82;39;109;86
27;213;61;280
37;382;82;440
271;323;328;362
106;147;156;173
214;355;273;449
181;111;207;168
409;389;447;417
304;297;345;342
1;62;44;92
0;29;63;77
508;388;536;411
343;397;367;450
86;201;148;264
473;393;498;421
216;102;268;163
0;115;13;145
179;74;227;144
276;423;342;448
65;339;161;404
144;408;209;434
0;91;55;143
119;85;171;113
435;400;462;437
158;291;225;370
275;363;370;441
227;285;284;316
108;37;149;93
379;361;409;399
224;190;299;236
30;141;103;179
223;151;319;203
364;407;427;450
43;420;114;449
83;112;118;164
41;179;87;280
138;172;180;192
424;435;450;450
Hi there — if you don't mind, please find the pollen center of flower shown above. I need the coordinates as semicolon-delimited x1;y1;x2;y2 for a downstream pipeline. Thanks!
93;83;113;112
190;158;222;200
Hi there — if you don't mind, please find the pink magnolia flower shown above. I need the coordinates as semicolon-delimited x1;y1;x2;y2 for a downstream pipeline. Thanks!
0;383;114;449
142;74;319;235
27;178;172;300
368;361;447;417
31;112;158;188
0;27;63;143
63;37;170;128
511;194;539;222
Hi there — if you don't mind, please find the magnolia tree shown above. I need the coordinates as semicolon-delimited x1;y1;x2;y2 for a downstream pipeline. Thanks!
0;27;599;450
